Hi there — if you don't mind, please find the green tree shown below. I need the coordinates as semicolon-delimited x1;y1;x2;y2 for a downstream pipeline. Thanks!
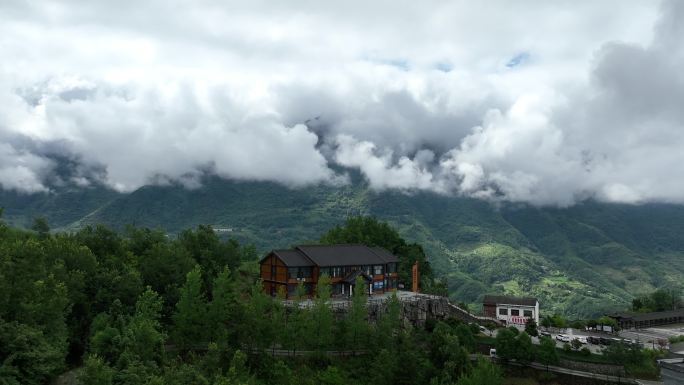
31;217;50;236
536;336;559;368
118;288;166;367
243;280;274;351
513;332;535;363
375;292;401;351
285;283;307;353
172;265;208;349
208;267;242;346
456;357;503;385
346;276;369;352
79;355;114;385
494;327;518;361
370;349;398;385
524;319;538;337
317;366;348;385
551;314;567;329
454;323;476;353
309;274;334;352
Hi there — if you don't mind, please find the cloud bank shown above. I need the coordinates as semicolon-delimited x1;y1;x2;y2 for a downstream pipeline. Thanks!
1;0;683;205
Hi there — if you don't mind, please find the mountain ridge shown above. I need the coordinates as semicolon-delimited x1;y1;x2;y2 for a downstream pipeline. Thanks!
2;177;683;318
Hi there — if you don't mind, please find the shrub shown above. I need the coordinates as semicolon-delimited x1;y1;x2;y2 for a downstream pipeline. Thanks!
580;347;591;356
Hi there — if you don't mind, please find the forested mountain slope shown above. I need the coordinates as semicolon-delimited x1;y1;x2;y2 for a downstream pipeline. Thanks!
3;177;683;318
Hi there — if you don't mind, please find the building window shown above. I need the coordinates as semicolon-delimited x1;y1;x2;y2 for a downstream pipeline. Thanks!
373;265;384;275
331;267;342;277
287;268;298;279
299;267;312;278
511;309;519;316
524;310;533;318
363;265;372;276
387;263;397;273
287;284;297;294
499;308;508;316
271;265;276;279
319;267;330;277
287;267;313;279
373;281;384;289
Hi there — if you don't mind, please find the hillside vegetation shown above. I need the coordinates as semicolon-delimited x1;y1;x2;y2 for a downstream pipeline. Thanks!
3;177;684;318
0;217;504;385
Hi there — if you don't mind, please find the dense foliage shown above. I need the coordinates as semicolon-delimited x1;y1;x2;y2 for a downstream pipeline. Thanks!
320;216;446;294
631;288;683;313
0;216;498;385
4;177;684;318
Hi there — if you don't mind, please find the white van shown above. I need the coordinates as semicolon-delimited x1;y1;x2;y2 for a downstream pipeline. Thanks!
489;348;497;357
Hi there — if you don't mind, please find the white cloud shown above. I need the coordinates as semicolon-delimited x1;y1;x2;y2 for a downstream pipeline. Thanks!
1;0;683;206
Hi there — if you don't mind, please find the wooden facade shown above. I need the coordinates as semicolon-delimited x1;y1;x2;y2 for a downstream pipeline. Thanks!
259;245;400;298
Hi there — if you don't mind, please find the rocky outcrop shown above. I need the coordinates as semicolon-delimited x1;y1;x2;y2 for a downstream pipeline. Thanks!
297;292;501;327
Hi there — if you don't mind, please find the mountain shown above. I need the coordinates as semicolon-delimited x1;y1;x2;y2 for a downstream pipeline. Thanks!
3;177;684;318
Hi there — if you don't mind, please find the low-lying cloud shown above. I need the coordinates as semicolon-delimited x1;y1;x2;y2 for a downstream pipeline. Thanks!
1;0;682;206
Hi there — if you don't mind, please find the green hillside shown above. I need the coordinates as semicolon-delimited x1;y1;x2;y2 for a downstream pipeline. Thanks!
3;177;683;318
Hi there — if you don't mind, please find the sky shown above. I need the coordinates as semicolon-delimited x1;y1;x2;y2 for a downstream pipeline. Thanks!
1;0;683;206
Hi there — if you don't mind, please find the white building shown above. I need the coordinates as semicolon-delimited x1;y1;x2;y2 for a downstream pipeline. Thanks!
483;295;540;327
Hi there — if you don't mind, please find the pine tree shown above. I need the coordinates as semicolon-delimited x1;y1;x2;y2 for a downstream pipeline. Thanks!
208;267;242;347
346;276;368;352
243;279;274;352
172;265;208;349
309;274;333;352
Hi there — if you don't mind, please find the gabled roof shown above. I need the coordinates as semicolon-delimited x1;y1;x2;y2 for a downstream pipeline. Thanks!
341;270;373;284
296;244;394;267
262;244;400;267
610;309;684;322
370;247;399;263
270;249;314;267
483;295;538;307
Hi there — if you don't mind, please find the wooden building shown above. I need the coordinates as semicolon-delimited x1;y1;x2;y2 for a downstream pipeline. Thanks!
259;244;400;298
483;295;540;327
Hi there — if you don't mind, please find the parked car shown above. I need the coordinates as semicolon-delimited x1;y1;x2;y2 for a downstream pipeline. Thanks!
574;336;588;344
489;348;497;357
587;336;600;344
556;334;571;343
540;331;552;338
599;337;610;345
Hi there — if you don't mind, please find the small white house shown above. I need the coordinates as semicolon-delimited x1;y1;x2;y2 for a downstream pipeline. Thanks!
483;295;540;327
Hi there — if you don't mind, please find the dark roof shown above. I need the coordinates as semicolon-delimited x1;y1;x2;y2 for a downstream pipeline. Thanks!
296;244;396;267
610;309;684;322
483;295;538;307
271;249;314;267
341;270;373;284
262;244;400;267
371;247;399;263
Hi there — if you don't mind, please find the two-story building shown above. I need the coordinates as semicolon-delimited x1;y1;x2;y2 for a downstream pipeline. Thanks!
483;295;540;327
259;244;400;298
